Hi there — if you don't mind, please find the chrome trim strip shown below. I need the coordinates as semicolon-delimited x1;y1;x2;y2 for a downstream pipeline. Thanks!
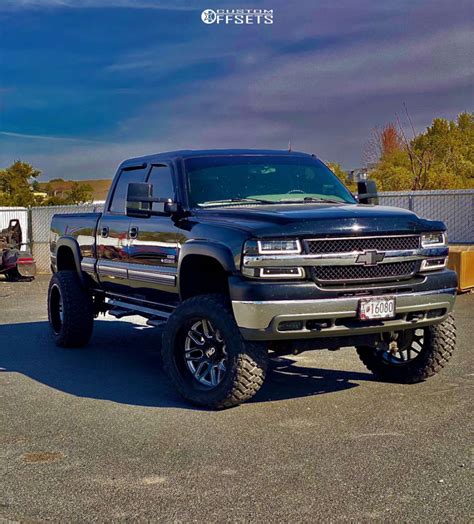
96;261;176;285
126;262;177;275
128;269;176;286
126;263;177;286
242;247;448;268
81;257;96;272
97;260;127;278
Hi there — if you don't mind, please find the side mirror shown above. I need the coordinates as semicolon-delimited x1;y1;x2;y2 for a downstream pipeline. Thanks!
126;182;179;218
126;182;153;218
357;179;379;205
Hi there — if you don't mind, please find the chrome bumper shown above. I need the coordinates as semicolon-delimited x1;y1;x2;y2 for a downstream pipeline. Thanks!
232;288;456;341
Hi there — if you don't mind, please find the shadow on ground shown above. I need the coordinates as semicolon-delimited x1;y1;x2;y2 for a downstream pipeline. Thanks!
0;320;374;409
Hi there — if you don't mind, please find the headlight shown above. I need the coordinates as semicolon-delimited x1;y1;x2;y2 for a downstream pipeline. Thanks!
421;232;447;248
242;238;304;279
252;239;302;254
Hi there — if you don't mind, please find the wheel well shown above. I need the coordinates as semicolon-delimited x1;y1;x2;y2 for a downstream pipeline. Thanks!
56;246;77;272
180;255;229;300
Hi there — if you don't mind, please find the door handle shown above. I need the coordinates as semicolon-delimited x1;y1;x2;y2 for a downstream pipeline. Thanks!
100;226;109;238
129;226;139;239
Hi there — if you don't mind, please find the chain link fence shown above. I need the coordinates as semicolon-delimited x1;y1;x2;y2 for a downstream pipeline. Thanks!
29;204;104;272
0;190;472;273
378;190;474;244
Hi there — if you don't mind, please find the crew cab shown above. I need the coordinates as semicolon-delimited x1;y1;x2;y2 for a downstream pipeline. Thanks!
48;150;457;408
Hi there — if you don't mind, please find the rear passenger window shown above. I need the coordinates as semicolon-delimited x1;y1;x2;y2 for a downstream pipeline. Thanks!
109;167;147;213
147;165;175;212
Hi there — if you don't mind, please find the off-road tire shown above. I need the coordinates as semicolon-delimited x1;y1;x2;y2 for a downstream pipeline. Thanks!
162;294;268;409
356;314;456;383
48;270;94;348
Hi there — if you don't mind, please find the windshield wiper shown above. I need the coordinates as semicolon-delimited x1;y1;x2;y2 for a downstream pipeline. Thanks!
276;197;346;204
200;197;275;207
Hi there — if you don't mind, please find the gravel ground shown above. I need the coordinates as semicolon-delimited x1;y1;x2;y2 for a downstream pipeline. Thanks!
0;275;472;522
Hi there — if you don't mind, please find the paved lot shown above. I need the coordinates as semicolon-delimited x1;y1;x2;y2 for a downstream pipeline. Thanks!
0;276;472;522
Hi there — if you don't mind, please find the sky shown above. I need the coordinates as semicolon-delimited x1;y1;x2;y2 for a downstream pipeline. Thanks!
0;0;472;181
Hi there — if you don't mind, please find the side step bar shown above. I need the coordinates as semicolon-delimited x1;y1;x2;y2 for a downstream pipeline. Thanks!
106;298;174;322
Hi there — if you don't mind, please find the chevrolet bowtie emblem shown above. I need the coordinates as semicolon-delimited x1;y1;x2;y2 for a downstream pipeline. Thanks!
355;250;385;266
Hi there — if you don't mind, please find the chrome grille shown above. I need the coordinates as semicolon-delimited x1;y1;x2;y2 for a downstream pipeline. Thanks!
312;261;417;283
304;235;420;254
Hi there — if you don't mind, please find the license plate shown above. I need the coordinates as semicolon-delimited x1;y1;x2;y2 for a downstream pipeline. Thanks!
359;296;396;320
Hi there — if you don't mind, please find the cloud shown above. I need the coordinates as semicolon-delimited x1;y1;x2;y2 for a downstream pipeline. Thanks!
0;0;198;10
1;0;472;177
0;131;109;143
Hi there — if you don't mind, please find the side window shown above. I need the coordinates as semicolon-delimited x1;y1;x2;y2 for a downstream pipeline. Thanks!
147;165;175;212
109;167;147;214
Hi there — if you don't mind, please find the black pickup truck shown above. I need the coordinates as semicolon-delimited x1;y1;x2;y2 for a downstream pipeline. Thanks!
49;149;457;408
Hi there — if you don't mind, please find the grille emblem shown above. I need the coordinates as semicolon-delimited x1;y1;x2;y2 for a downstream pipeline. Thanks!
355;250;385;266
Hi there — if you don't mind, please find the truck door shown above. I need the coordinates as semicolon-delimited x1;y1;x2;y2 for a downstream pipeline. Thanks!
126;163;180;304
97;165;147;295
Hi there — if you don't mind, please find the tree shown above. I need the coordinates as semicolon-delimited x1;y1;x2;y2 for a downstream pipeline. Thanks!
327;162;356;192
369;112;474;191
0;160;41;206
64;182;93;204
363;122;404;166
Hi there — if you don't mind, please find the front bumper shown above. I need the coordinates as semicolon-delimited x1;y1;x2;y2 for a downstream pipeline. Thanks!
230;271;457;341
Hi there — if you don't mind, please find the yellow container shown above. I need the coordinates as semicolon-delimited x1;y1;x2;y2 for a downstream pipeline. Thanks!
447;245;474;292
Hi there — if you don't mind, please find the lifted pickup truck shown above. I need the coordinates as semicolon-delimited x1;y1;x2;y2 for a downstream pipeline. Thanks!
49;149;457;408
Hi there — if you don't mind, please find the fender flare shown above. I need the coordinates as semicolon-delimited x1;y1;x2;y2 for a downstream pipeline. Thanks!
178;240;237;275
55;236;86;285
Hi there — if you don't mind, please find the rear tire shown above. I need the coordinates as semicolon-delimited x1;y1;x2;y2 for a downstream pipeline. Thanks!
5;268;21;281
162;294;268;409
356;314;456;383
48;271;94;347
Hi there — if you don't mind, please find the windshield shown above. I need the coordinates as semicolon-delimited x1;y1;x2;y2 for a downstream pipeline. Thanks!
184;155;356;207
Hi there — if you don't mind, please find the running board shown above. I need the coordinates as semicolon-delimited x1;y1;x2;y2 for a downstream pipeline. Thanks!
106;299;173;320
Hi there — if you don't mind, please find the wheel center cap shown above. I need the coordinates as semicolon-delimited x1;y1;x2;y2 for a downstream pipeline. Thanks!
205;347;216;358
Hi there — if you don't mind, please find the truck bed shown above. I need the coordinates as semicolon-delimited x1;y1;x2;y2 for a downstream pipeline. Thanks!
50;212;102;262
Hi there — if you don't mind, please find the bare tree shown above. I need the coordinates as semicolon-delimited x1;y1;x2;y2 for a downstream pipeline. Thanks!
396;104;433;190
363;122;403;166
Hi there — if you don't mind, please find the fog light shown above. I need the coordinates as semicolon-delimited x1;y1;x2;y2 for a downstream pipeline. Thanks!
260;267;304;279
420;258;447;271
279;320;304;331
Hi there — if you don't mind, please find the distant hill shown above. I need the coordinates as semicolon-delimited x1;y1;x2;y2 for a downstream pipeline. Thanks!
38;179;112;202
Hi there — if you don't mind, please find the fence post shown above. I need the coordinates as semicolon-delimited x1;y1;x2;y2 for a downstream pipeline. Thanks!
27;207;33;249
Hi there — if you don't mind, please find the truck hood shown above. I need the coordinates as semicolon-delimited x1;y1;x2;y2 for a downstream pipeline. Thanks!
192;203;444;237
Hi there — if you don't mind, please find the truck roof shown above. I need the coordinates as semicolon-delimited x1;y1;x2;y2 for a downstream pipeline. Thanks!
119;149;315;169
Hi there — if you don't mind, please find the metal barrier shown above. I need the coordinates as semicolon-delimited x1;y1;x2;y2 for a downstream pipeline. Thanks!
29;204;104;273
0;190;472;273
378;190;474;244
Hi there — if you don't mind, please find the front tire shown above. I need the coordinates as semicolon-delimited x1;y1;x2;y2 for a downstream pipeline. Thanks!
162;294;268;409
48;271;94;347
356;314;456;383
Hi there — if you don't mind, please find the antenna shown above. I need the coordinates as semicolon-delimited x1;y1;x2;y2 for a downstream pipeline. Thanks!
288;140;292;152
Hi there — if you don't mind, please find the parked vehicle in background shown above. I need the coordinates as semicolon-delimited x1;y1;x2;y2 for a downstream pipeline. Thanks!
48;149;457;408
0;219;36;281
